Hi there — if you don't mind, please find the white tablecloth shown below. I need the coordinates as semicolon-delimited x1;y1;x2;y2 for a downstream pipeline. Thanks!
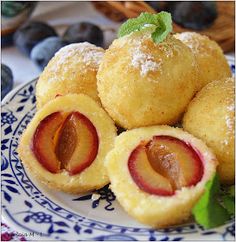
2;2;119;88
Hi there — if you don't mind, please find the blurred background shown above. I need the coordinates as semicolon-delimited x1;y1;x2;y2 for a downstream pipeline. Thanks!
1;1;235;239
1;1;235;99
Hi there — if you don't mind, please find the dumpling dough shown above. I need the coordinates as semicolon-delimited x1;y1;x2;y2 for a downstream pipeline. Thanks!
105;125;217;228
18;94;117;193
36;42;104;109
183;77;234;184
97;30;197;129
175;32;231;91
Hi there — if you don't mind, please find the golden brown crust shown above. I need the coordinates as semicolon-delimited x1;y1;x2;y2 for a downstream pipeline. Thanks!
105;125;217;227
175;32;231;91
97;32;197;129
183;77;234;184
18;94;117;193
36;43;104;109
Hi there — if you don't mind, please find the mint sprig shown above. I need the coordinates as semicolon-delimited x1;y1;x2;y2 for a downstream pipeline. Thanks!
228;185;235;197
192;173;234;229
118;11;172;44
222;195;235;215
222;185;235;215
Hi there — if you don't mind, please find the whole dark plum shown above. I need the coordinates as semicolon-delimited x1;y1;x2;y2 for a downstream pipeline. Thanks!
1;64;14;99
168;2;218;30
1;34;14;48
63;22;104;47
14;21;57;56
30;37;67;70
146;1;170;12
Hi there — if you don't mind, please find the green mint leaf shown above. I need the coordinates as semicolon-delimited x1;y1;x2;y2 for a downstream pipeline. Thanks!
151;11;172;43
118;12;157;38
118;12;172;44
222;195;235;215
221;185;235;215
192;173;230;229
228;185;235;197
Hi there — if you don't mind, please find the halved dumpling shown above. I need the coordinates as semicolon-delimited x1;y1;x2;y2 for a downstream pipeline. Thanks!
105;125;217;228
18;94;117;193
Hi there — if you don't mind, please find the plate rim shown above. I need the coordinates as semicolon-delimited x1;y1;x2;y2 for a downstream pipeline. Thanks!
2;78;37;106
1;56;235;241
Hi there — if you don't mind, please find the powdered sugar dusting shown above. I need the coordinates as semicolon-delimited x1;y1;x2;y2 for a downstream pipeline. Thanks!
215;78;235;148
175;32;214;55
54;42;104;68
227;103;234;112
131;47;160;76
226;117;233;130
45;42;104;83
127;32;184;77
129;34;161;77
225;103;234;131
225;81;235;132
222;98;234;147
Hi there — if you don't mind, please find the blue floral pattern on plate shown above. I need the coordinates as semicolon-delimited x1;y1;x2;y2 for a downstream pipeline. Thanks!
1;57;235;241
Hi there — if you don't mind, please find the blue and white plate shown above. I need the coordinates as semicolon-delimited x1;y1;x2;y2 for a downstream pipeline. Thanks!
1;57;235;241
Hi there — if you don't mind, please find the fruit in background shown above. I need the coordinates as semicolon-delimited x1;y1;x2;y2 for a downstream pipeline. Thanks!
13;21;57;56
63;22;104;47
1;63;13;99
36;42;104;109
175;32;231;91
1;34;14;48
183;77;235;185
30;37;67;70
18;94;117;193
97;30;197;129
146;1;169;12
168;2;217;30
1;2;37;47
144;2;217;30
105;125;217;227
